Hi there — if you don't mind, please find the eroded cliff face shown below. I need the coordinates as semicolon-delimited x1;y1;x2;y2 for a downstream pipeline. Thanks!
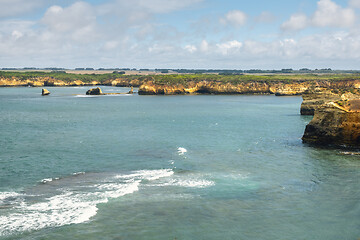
269;82;313;96
300;88;360;115
0;77;96;87
138;81;270;95
0;76;143;88
300;88;341;115
138;81;315;95
302;101;360;147
103;79;141;87
138;80;356;96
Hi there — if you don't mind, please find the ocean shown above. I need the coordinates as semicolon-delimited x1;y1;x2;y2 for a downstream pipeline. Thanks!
0;86;359;240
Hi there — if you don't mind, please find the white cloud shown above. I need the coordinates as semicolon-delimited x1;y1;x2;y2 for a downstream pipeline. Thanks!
312;0;355;27
200;40;209;52
136;0;204;14
42;2;95;32
0;0;45;18
281;14;308;31
100;0;203;23
220;10;247;27
11;30;23;40
216;40;242;55
1;0;360;69
184;45;197;53
242;40;269;56
255;11;276;23
148;44;175;53
281;0;356;32
349;0;360;8
0;20;35;34
41;2;97;42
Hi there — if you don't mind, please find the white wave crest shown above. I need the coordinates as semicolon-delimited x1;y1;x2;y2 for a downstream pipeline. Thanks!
40;178;53;183
174;179;215;188
177;147;187;155
0;192;20;202
0;169;171;236
74;95;95;98
115;169;174;181
154;178;215;188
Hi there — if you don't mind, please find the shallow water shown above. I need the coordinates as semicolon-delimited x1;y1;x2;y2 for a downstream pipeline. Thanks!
0;86;359;240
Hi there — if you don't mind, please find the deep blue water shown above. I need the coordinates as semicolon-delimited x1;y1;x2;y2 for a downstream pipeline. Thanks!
0;86;359;240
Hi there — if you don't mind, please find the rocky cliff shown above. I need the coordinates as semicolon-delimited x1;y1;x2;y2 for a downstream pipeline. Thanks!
103;79;141;87
138;81;272;95
0;77;141;87
302;100;360;147
269;82;313;96
300;88;360;115
138;79;360;96
300;88;342;115
0;77;95;87
138;81;315;95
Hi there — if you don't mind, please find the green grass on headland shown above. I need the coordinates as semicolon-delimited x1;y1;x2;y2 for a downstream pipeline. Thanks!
1;71;360;85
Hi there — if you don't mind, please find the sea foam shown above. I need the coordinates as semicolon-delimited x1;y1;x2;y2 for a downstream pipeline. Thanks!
177;147;187;155
155;179;215;188
0;192;21;204
0;169;172;236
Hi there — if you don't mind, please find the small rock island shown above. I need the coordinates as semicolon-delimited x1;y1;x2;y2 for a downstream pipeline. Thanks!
86;87;103;95
42;88;50;96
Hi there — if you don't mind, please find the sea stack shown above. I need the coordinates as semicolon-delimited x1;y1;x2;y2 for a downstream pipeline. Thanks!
302;100;360;147
42;88;50;96
86;87;103;95
128;87;134;94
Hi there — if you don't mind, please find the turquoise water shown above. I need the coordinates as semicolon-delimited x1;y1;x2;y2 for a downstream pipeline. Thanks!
0;86;359;240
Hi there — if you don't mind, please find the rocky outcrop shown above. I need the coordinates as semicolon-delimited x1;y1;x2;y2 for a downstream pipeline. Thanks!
42;88;50;96
104;79;141;87
269;82;312;96
69;80;85;86
300;88;360;115
128;87;134;94
302;101;360;147
0;78;32;87
86;87;103;95
0;77;99;87
138;81;274;95
300;88;341;115
138;80;321;96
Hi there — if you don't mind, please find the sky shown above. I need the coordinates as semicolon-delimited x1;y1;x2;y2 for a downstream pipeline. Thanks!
1;0;360;69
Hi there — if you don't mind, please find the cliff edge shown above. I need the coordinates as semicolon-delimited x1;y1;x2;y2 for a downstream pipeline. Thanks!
138;81;312;96
302;100;360;147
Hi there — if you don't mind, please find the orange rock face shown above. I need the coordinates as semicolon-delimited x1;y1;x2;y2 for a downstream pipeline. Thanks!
0;77;94;87
302;103;360;147
138;81;273;95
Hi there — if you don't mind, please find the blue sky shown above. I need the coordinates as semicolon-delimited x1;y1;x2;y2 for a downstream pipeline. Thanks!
1;0;360;69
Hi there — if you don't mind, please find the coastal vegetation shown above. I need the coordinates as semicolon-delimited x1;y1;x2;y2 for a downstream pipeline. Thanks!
1;70;360;86
0;71;134;83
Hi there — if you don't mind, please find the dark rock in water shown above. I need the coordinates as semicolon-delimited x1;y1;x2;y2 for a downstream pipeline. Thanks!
302;101;360;147
86;87;103;95
42;88;50;96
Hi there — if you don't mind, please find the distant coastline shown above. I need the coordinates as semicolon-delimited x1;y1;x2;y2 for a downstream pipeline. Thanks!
1;71;360;96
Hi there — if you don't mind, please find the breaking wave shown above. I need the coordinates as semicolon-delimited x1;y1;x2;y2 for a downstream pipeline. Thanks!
177;147;187;155
0;169;173;236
